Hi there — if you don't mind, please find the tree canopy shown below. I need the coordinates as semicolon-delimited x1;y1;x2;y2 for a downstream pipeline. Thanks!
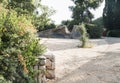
0;0;35;15
70;0;103;24
0;0;55;31
103;0;120;30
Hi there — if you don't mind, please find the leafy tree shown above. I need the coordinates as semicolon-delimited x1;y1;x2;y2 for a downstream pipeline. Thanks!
93;17;104;27
63;0;103;31
0;0;35;16
70;0;103;24
33;4;55;31
69;0;103;47
86;23;104;38
103;0;120;37
103;0;120;30
0;0;55;31
61;20;76;31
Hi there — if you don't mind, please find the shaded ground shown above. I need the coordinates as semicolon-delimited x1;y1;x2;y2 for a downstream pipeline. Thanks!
41;37;120;83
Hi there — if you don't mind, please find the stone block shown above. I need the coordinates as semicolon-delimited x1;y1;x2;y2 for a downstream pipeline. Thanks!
46;70;55;79
39;60;46;66
39;66;46;70
46;59;52;69
44;51;55;62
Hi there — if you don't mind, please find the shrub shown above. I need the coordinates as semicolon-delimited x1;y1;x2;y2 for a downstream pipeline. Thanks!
61;20;76;31
0;9;45;82
107;29;120;37
78;23;89;48
93;17;104;28
38;23;56;31
86;24;104;39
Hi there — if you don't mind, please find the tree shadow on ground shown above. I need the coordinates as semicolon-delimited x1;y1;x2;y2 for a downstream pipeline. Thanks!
56;49;120;83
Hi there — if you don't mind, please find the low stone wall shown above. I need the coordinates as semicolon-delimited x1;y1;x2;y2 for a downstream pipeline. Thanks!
35;51;55;83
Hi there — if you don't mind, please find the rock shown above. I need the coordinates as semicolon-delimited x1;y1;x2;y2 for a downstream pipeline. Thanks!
46;59;55;70
40;75;46;83
34;49;55;83
34;65;38;70
37;73;46;83
46;70;55;79
38;25;70;38
38;56;46;60
70;25;80;39
46;59;52;69
44;51;55;62
46;79;55;83
39;59;46;66
39;66;46;70
51;62;55;70
53;25;70;35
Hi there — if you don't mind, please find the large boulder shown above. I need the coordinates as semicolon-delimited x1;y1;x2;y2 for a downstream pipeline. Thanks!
52;25;70;38
38;25;70;38
70;25;81;39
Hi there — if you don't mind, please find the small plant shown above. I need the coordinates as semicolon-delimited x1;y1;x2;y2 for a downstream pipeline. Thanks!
78;23;92;48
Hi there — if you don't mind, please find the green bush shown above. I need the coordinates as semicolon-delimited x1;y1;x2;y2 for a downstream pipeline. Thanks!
93;17;104;28
0;9;45;82
107;30;120;37
61;20;76;31
78;23;90;48
38;23;56;31
86;24;104;39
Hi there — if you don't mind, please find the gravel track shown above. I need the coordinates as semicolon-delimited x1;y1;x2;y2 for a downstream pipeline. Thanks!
41;37;120;83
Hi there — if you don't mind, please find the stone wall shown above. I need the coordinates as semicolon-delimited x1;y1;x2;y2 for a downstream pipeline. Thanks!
35;51;55;83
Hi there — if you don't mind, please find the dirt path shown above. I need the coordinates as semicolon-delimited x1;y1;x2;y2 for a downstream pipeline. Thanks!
41;37;120;83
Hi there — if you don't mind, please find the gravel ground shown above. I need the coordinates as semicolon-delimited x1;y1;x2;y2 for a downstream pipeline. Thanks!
41;37;120;83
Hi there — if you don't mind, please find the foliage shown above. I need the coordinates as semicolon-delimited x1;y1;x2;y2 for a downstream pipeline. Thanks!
103;0;120;31
66;0;104;40
43;23;56;31
0;0;35;16
93;17;104;28
86;23;103;38
78;23;91;48
61;20;76;31
107;30;120;37
70;0;103;25
33;4;56;31
0;8;45;82
0;0;55;31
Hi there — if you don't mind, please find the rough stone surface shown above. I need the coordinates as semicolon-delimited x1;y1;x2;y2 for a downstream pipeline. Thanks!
44;51;55;62
51;62;55;70
46;79;55;83
38;25;70;38
46;70;55;79
35;50;55;83
38;56;46;60
46;59;52;69
70;25;80;39
39;59;46;66
39;65;46;70
39;75;46;83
